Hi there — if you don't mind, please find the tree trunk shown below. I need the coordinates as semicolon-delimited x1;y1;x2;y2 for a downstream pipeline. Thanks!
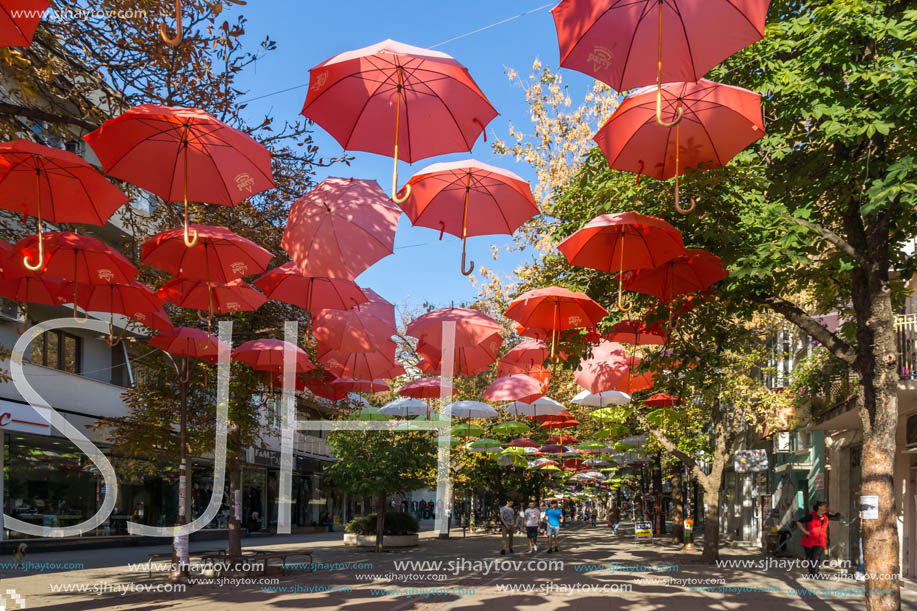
700;479;720;563
171;364;190;581
671;465;684;544
228;449;242;559
375;493;386;553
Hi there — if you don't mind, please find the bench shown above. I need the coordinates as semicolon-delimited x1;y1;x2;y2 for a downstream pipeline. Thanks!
198;549;314;576
144;549;227;578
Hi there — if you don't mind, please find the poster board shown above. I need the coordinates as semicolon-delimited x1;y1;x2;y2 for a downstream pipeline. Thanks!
634;520;653;542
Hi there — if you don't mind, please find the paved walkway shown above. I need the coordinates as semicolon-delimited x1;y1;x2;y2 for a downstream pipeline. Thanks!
2;521;915;610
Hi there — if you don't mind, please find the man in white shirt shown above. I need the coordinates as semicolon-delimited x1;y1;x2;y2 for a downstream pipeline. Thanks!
499;500;515;555
523;500;541;553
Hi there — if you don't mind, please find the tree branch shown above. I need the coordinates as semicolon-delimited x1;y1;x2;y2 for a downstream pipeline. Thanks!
633;412;698;470
795;217;870;269
0;102;98;132
749;293;857;365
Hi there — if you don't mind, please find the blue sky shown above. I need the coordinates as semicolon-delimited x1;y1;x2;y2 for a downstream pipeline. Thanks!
229;1;598;313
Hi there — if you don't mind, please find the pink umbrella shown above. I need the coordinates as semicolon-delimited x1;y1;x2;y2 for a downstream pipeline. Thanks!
496;361;551;387
331;378;390;394
301;39;496;200
397;160;538;274
483;374;544;404
253;261;367;312
149;327;229;364
575;340;630;394
353;288;397;329
398;377;443;399
312;306;396;354
508;438;541;448
500;339;549;371
417;332;502;376
233;339;315;375
281;178;401;280
317;347;405;380
406;307;503;351
156;278;267;315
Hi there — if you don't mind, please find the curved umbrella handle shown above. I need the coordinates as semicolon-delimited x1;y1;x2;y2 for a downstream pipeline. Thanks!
461;246;475;276
160;0;183;47
72;302;90;323
183;220;199;247
392;178;411;204
22;230;44;271
655;89;683;128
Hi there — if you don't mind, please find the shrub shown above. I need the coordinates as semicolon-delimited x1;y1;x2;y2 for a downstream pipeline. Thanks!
345;512;420;536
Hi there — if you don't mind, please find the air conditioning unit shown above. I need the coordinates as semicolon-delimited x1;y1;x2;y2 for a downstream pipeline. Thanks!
0;299;24;323
774;431;792;453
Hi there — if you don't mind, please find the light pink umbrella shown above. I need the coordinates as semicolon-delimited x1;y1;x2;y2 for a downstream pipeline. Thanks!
281;177;401;280
499;339;549;372
313;306;396;354
406;307;503;351
398;377;443;399
483;374;544;404
417;332;502;376
350;288;397;329
233;339;315;375
575;340;630;394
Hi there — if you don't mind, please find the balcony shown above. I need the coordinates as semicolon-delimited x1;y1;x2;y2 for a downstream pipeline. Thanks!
897;314;917;381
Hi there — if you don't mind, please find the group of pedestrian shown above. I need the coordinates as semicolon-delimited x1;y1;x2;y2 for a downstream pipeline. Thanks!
499;499;564;555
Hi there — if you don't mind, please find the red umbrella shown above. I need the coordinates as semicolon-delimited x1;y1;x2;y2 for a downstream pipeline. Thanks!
416;332;502;376
331;378;390;394
575;340;630;394
0;1;48;46
406;307;503;351
483;374;543;403
398;160;538;274
352;288;397;329
0;239;11;266
65;279;169;345
552;0;769;120
149;327;228;364
281;178;401;279
313;305;396;354
595;80;765;213
500;339;549;371
0;141;128;270
534;409;575;422
497;360;551;387
563;458;586;470
156;278;267;316
85;104;275;247
606;319;668;346
624;248;728;302
301;371;349;402
613;356;656;394
515;326;552;341
508;438;541;448
547;435;578;445
398;377;443;399
540;419;581;430
0;275;66;326
539;444;566;455
254;262;366;312
233;339;315;375
505;287;607;358
558;212;684;312
316;347;404;380
141;224;272;283
302;39;496;200
645;393;680;407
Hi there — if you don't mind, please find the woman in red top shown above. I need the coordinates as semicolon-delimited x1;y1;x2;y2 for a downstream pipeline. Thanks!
796;501;842;578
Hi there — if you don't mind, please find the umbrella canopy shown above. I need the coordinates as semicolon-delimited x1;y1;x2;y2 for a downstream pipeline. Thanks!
548;434;579;445
450;423;484;438
406;307;503;350
467;438;502;452
352;407;391;421
442;401;497;418
540;419;581;430
316;347;404;380
646;407;683;428
606;319;668;346
552;0;770;92
85;104;275;246
141;224;273;284
254;262;367;312
572;389;632;406
301;371;348;401
0;1;48;46
0;275;66;309
538;444;567;455
500;339;549;371
491;421;530;437
416;332;502;376
65;279;171;342
281;177;401;279
497;361;551;386
613;356;656;394
645;393;680;407
398;377;443;399
483;374;543;403
577;441;609;451
301;39;497;198
575;340;630;394
558;212;684;311
313;304;396;354
233;339;315;375
505;286;607;358
149;327;228;363
594;423;632;439
0;140;128;270
397;160;538;274
157;278;266;315
508;437;541;448
8;231;137;284
534;408;575;421
624;248;729;303
353;288;397;329
330;378;390;394
589;406;630;423
507;396;566;418
379;398;428;417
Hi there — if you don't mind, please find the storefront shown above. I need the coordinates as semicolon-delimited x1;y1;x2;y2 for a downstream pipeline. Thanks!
243;447;330;533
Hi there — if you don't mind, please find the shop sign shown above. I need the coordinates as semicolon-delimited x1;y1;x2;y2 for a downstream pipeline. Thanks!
635;520;653;541
735;449;768;472
252;447;281;468
0;400;51;435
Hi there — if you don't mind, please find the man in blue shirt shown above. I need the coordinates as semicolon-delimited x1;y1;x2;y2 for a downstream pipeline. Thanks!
545;500;564;553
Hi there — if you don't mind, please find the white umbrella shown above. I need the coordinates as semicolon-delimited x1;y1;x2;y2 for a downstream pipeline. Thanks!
339;393;371;409
442;400;497;418
507;396;565;417
379;397;428;417
572;389;631;407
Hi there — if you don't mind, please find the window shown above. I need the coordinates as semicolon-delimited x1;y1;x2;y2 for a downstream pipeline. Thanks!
29;329;82;374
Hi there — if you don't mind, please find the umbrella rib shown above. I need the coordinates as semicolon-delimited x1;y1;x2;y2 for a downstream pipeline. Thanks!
668;0;700;82
339;70;398;153
617;0;655;89
723;0;763;36
681;103;726;167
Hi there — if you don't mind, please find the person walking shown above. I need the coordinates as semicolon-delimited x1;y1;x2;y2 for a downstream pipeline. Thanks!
590;506;597;528
539;502;548;536
545;500;564;553
796;501;841;579
499;500;515;555
524;500;541;553
609;504;621;534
